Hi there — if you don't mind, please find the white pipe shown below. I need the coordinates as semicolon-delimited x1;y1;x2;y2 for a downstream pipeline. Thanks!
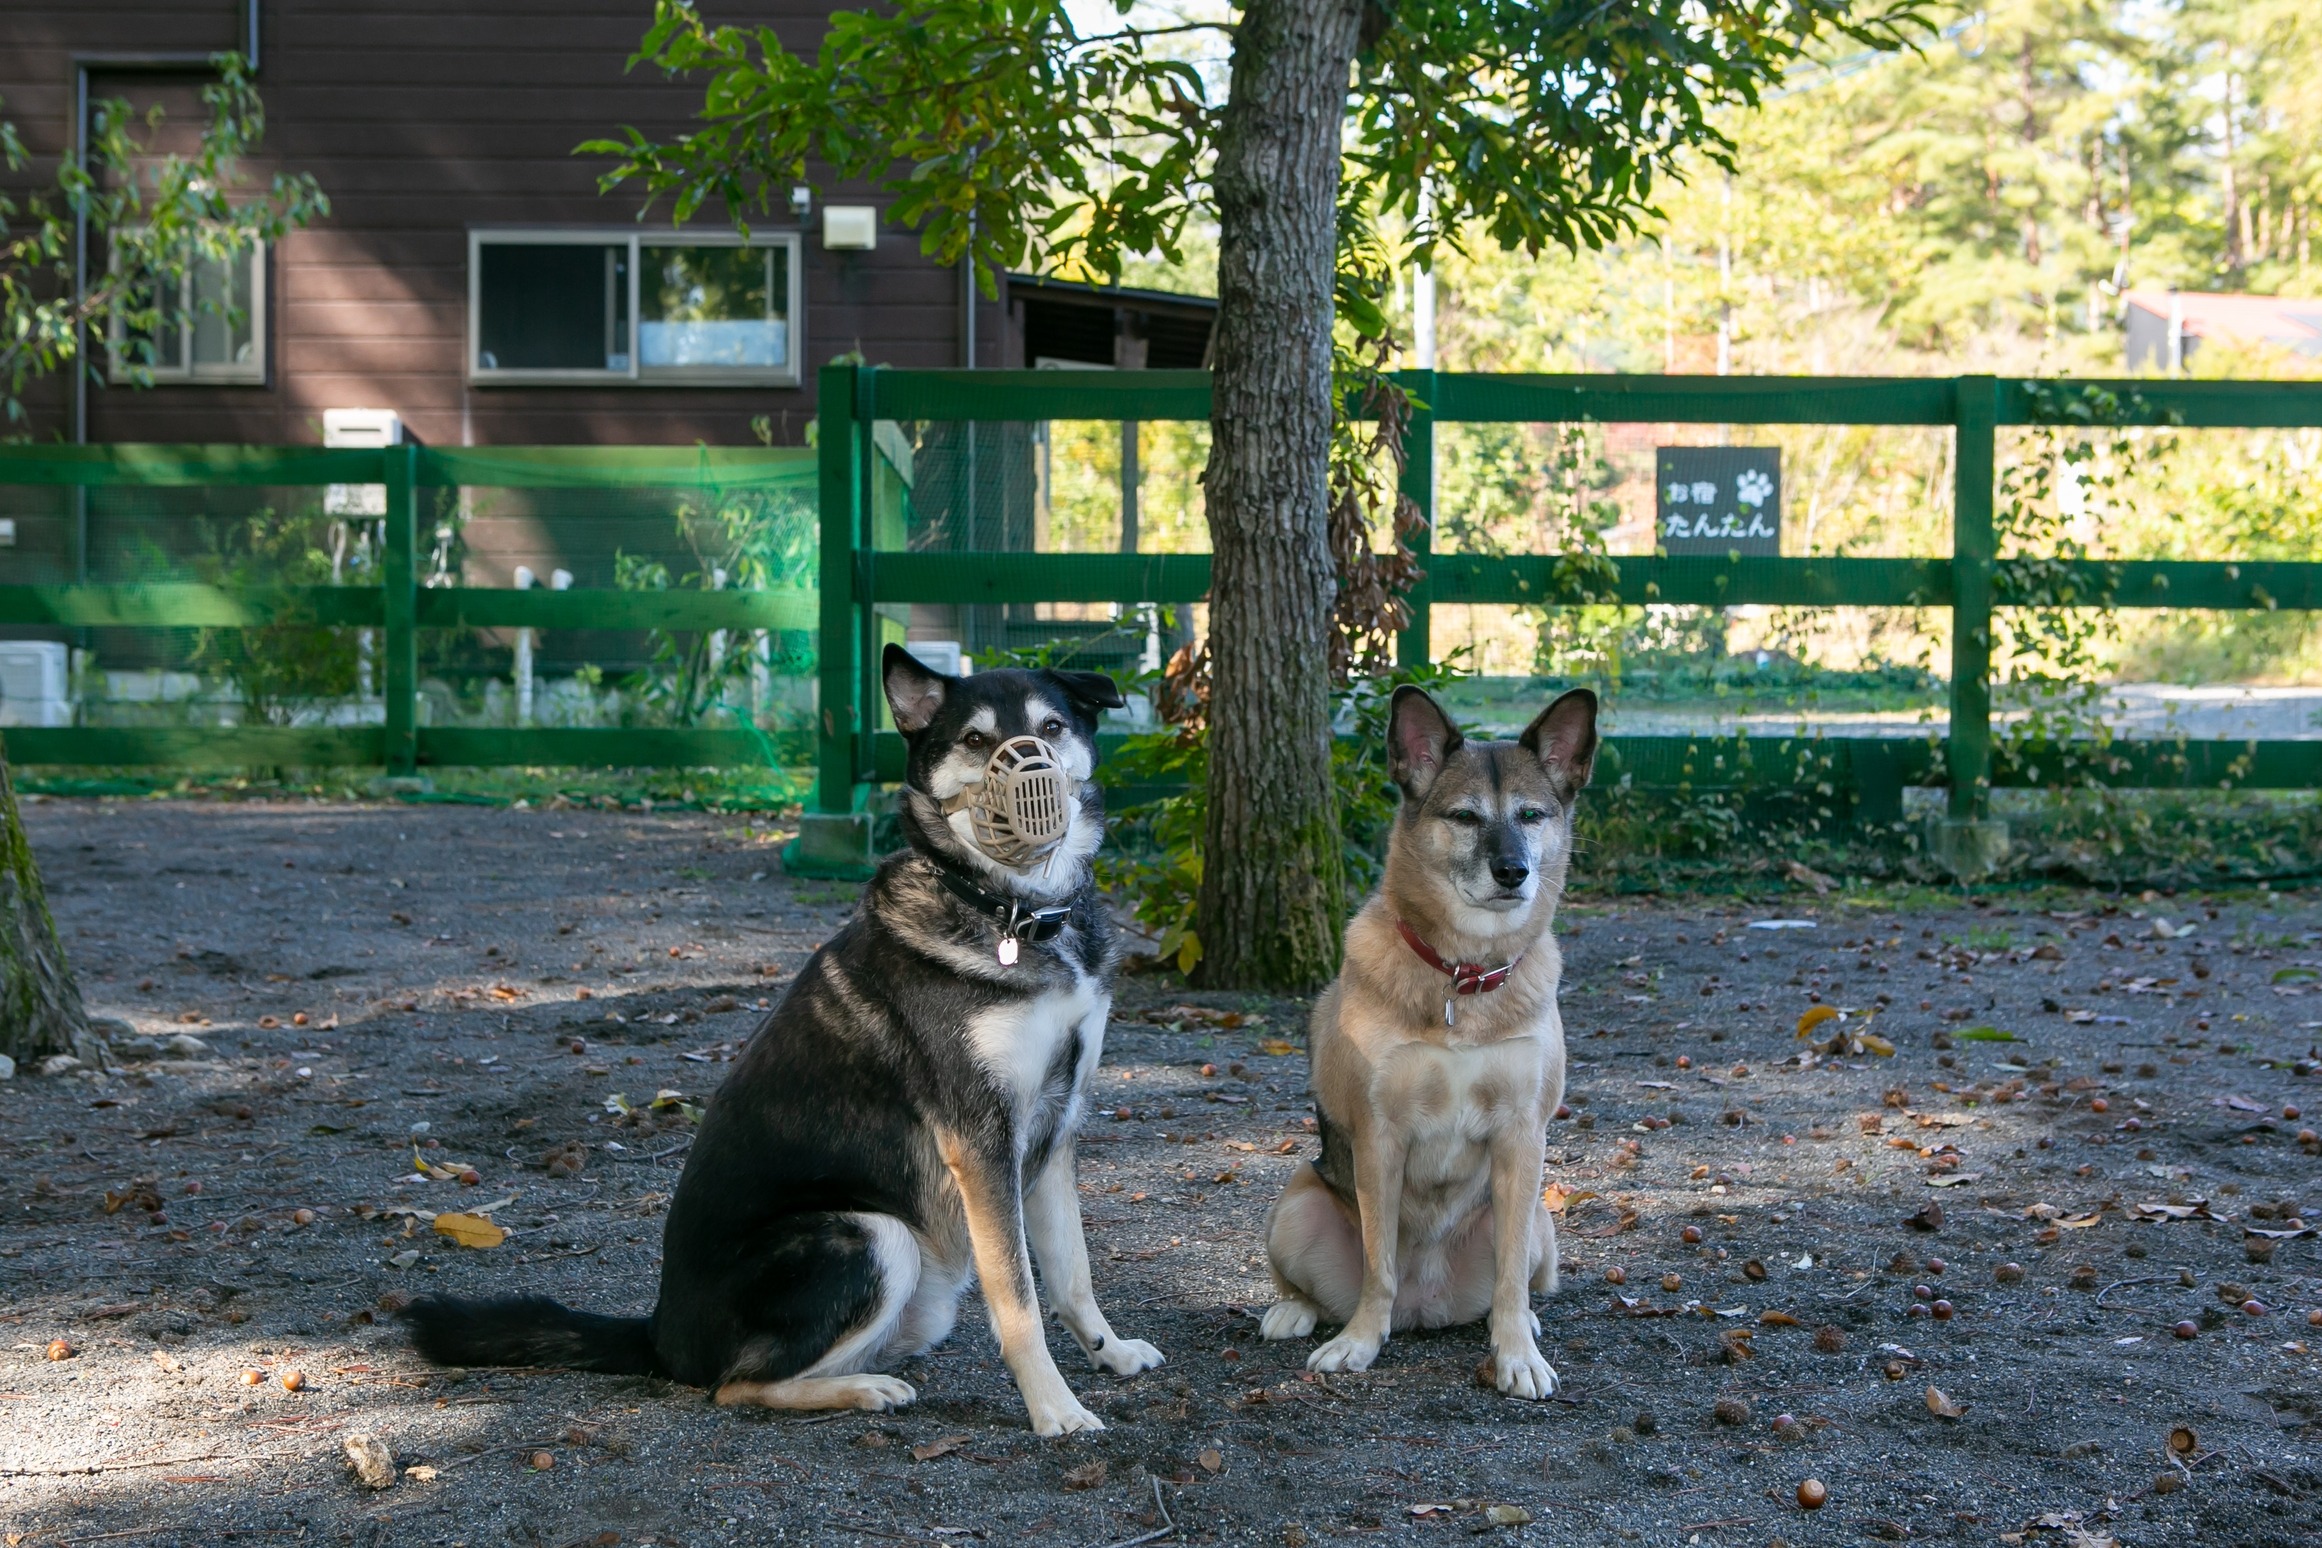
512;566;536;726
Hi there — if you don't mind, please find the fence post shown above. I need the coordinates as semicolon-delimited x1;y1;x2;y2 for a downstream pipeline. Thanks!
787;360;876;878
1935;374;2009;875
381;442;419;776
1396;368;1436;670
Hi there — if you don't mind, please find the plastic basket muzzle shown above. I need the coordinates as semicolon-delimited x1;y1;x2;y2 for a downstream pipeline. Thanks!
945;734;1077;867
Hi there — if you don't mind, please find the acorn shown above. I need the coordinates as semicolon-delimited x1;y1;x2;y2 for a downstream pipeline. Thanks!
1796;1478;1828;1510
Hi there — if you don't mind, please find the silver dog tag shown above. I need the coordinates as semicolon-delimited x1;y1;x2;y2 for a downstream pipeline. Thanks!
997;936;1020;967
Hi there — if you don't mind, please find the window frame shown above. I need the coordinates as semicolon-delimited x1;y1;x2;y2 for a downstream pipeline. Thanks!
467;227;804;388
105;238;268;386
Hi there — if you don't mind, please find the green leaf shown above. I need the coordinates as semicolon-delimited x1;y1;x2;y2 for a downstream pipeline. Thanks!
1955;1027;2020;1043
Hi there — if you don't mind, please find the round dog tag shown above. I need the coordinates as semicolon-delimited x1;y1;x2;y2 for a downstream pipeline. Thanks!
996;936;1020;967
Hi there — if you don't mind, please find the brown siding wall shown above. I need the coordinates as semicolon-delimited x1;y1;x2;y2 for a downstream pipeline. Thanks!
0;0;1005;448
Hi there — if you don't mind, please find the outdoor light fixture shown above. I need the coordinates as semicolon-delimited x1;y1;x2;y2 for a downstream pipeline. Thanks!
789;185;813;217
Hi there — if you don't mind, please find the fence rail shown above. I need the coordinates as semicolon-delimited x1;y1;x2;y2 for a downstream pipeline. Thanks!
3;367;2320;868
0;441;815;775
801;365;2322;871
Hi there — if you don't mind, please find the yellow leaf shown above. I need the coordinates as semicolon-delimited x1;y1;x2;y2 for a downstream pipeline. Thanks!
1795;1005;1840;1039
1857;1033;1896;1057
1257;1039;1299;1057
1925;1384;1965;1419
1541;1185;1596;1214
2058;1213;2103;1229
432;1212;507;1249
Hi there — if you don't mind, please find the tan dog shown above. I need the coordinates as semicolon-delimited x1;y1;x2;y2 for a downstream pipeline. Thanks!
1259;685;1597;1398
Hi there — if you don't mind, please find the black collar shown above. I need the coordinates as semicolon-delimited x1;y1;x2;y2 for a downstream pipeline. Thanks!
929;861;1073;944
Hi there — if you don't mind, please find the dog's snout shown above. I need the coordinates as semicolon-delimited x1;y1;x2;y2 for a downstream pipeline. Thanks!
1490;861;1530;891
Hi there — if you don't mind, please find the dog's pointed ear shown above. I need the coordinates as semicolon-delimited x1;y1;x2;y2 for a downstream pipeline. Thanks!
883;643;949;736
1045;668;1126;717
1388;686;1462;798
1520;688;1599;802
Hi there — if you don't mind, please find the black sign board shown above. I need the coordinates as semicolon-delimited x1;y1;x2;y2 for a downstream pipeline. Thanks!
1656;446;1781;555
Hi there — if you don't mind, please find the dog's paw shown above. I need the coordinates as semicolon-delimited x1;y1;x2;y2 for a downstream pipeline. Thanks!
1307;1331;1381;1375
1491;1343;1558;1401
1260;1298;1321;1341
848;1375;919;1412
1525;1306;1542;1340
1027;1396;1106;1437
1089;1337;1164;1376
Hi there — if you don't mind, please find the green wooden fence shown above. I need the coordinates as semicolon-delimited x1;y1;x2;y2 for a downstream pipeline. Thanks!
4;367;2319;868
794;363;2322;872
0;443;815;772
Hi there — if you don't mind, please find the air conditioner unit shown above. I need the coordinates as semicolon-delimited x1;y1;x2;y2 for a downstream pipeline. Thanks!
0;641;71;727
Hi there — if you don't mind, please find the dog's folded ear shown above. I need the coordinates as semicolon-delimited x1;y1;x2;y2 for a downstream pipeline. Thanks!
883;643;950;735
1520;688;1599;802
1388;686;1462;799
1046;668;1127;717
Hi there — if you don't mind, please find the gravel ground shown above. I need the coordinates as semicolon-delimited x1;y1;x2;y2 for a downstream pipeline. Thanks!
2;797;2319;1548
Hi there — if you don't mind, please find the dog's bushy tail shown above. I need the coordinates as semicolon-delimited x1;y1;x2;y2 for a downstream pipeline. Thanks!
401;1294;662;1377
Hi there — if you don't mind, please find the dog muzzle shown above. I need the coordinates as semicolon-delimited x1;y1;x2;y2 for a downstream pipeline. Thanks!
938;735;1078;867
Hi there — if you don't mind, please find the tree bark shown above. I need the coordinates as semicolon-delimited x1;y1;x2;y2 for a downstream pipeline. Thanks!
0;741;95;1071
1194;0;1362;991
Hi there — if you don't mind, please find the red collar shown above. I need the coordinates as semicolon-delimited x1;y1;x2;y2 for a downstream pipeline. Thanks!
1395;919;1523;997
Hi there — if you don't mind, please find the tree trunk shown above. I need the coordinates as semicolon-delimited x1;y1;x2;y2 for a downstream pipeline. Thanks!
0;742;95;1072
1194;0;1362;991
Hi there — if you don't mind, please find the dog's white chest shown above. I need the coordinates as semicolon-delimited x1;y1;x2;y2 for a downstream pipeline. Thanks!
965;979;1104;1115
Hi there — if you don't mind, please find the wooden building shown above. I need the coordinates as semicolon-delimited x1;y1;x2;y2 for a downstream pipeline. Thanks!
0;2;1214;712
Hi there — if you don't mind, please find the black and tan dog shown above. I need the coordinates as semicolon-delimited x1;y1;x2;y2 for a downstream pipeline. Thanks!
404;645;1162;1434
1259;685;1597;1397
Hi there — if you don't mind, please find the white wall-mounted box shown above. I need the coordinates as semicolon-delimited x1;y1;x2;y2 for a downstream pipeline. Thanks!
824;206;878;250
323;408;404;517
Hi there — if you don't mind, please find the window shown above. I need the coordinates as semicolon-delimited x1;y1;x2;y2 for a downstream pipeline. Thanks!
107;243;266;384
469;230;800;385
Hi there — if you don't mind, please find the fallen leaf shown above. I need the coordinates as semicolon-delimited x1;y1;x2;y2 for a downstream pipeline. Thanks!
1483;1505;1533;1527
1956;1027;2020;1042
1256;1039;1298;1057
1926;1385;1965;1419
1796;1006;1840;1039
910;1435;969;1462
1540;1185;1595;1214
2057;1213;2104;1230
1925;1173;1985;1188
1198;1447;1224;1474
432;1212;507;1249
1062;1460;1108;1491
2222;1094;2267;1113
2133;1201;2215;1222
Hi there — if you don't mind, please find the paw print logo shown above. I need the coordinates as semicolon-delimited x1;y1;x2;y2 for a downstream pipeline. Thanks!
1734;469;1774;508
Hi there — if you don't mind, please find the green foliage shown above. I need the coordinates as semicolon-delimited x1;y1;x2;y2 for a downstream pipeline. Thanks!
185;504;364;727
590;0;1932;296
0;53;326;429
614;461;816;729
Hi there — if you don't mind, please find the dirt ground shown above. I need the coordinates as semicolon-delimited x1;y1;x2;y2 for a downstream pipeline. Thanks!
2;797;2319;1548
